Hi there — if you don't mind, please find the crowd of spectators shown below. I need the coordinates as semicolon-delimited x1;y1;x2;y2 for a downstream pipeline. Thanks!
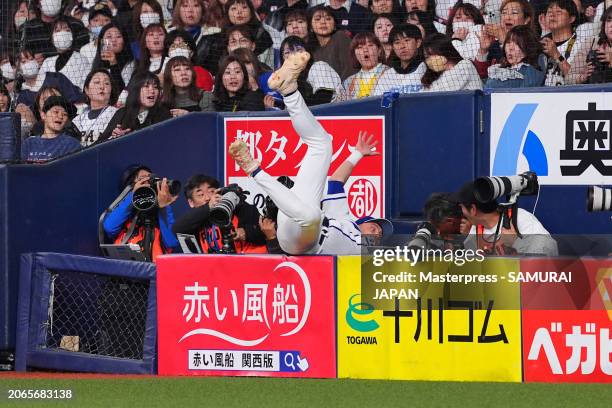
0;0;611;162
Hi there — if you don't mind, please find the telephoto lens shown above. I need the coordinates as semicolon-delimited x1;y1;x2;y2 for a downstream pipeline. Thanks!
406;222;437;251
587;186;612;212
474;171;538;203
210;192;241;227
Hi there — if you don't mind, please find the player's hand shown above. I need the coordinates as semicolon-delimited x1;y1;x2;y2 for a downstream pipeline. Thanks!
355;131;380;156
157;178;178;208
259;216;277;240
231;227;246;241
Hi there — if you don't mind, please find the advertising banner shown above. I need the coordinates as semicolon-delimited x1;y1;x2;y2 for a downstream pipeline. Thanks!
337;256;522;381
521;258;612;382
224;116;385;219
490;93;612;184
157;255;336;378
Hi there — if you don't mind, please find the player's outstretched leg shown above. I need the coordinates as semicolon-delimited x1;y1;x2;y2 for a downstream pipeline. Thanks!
229;139;321;254
268;50;332;217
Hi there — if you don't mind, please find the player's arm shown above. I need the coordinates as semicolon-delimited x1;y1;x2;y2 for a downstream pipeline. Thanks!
330;131;380;185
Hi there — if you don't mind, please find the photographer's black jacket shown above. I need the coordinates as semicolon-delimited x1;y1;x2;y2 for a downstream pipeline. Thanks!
172;202;268;252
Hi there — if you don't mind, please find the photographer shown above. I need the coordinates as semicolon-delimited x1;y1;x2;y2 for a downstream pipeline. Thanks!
451;180;558;256
101;164;180;262
172;174;269;254
423;192;465;244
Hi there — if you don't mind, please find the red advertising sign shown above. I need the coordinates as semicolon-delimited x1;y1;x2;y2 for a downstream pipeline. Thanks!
521;258;612;382
224;116;385;219
157;255;336;378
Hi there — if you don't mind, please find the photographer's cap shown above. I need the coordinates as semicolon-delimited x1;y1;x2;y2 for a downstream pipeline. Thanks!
356;216;394;238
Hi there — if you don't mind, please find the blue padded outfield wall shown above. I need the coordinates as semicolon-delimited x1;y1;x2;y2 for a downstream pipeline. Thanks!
1;85;612;350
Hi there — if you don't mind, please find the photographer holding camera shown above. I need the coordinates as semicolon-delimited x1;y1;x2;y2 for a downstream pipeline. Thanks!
451;176;558;256
172;174;269;254
100;164;180;262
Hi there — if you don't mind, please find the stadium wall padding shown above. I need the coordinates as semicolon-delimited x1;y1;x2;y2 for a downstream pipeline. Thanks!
2;86;612;350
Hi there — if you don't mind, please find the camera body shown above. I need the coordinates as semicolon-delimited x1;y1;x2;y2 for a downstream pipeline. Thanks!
407;222;437;251
209;184;248;228
587;49;608;73
132;175;181;212
262;176;294;222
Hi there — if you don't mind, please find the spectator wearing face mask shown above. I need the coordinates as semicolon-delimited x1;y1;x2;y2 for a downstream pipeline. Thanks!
169;0;225;76
2;1;34;53
14;48;85;112
130;0;166;59
161;29;215;91
421;33;483;91
22;0;90;58
446;3;487;62
80;4;114;64
38;16;92;89
0;52;17;94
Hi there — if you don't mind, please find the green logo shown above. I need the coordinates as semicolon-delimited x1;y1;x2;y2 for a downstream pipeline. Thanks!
346;294;379;332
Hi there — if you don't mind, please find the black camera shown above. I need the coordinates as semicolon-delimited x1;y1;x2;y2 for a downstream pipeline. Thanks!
132;175;181;212
406;222;437;251
587;49;608;73
209;184;248;228
262;176;294;222
587;186;612;212
474;171;539;204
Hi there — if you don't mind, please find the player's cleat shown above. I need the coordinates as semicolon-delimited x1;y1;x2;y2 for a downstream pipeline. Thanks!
229;139;260;175
267;50;310;95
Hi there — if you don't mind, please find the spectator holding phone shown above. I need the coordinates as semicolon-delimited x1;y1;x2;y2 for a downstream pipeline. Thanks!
92;23;136;92
586;6;612;83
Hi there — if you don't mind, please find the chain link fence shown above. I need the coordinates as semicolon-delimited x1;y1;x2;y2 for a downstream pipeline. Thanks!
41;268;149;360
